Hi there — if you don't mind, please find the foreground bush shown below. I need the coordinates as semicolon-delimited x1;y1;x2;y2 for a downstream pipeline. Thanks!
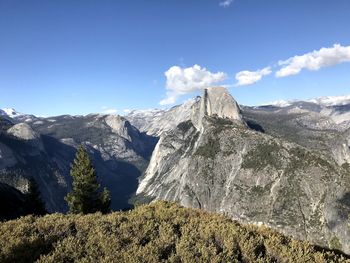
0;201;348;263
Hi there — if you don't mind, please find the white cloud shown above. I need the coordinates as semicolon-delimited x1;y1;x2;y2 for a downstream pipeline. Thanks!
235;67;272;86
123;109;132;114
276;44;350;77
160;64;227;105
219;0;233;8
101;108;118;114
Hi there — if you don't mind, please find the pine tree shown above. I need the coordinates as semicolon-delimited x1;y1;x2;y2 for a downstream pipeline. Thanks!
100;187;111;214
65;145;111;214
26;177;47;216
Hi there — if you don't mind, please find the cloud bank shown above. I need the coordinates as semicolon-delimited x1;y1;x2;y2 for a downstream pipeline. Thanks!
160;65;226;105
235;67;272;86
219;0;233;8
276;44;350;77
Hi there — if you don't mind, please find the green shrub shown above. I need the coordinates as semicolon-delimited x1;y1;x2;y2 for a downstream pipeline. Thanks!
195;137;220;159
0;201;348;262
177;121;194;133
330;236;343;251
241;142;280;170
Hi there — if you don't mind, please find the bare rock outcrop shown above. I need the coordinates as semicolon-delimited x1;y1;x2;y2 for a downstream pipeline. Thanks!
7;123;44;152
192;87;244;130
7;123;39;140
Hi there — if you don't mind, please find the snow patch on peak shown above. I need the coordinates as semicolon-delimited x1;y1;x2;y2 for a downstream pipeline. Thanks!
308;95;350;106
1;108;22;118
262;94;350;108
263;100;293;108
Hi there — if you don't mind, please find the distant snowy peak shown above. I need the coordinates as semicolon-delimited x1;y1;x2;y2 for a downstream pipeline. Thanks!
265;100;293;107
0;108;23;118
127;108;165;117
263;94;350;108
308;95;350;106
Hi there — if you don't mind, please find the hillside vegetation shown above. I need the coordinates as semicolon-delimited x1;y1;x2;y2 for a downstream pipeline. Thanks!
0;201;349;263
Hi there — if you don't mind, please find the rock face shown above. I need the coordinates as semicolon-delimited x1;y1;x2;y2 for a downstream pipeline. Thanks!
7;123;39;140
201;87;242;120
6;123;44;152
191;87;243;130
137;87;350;254
330;129;350;166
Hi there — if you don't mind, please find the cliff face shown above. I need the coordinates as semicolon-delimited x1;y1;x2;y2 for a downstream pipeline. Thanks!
331;129;350;165
191;87;243;130
202;87;242;120
137;87;350;254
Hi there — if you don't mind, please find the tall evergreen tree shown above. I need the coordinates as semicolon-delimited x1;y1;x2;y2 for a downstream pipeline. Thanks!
26;177;47;216
65;145;111;214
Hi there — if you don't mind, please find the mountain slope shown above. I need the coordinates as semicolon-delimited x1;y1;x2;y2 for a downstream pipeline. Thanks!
0;114;158;212
126;94;350;167
241;104;350;166
137;87;350;254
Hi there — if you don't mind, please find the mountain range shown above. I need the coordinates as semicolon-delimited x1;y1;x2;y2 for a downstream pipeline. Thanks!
1;88;349;254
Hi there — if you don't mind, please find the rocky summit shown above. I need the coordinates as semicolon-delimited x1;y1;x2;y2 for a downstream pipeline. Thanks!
191;87;244;130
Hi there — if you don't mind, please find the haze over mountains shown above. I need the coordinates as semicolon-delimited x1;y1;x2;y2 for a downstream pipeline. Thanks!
1;88;350;253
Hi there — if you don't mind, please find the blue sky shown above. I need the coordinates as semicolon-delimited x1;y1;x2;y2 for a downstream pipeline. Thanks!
0;0;350;116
